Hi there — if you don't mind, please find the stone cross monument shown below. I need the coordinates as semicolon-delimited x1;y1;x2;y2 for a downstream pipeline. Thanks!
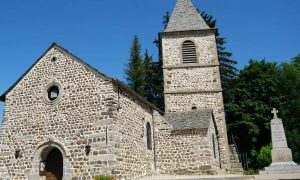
260;108;300;174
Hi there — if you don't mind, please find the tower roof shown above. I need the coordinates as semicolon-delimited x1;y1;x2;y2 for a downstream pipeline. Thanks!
165;0;210;32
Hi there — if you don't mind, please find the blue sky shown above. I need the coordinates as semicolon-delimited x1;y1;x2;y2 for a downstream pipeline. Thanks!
0;0;300;122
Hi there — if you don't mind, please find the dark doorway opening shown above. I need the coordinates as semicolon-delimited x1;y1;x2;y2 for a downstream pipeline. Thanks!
45;148;63;180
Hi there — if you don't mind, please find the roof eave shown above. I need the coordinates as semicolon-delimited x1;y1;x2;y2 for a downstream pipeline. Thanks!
160;29;217;37
171;127;208;132
111;79;164;115
0;43;58;102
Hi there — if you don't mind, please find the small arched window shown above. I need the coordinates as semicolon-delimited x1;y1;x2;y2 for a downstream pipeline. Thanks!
146;122;152;150
182;40;197;64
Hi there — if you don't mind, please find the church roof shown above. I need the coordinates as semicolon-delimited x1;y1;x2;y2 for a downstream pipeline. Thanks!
0;43;163;114
164;110;212;130
165;0;210;32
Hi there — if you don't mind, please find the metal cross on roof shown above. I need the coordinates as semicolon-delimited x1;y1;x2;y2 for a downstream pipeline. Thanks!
271;108;279;119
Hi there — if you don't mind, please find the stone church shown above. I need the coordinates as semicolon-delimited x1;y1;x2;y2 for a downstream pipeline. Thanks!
0;0;241;179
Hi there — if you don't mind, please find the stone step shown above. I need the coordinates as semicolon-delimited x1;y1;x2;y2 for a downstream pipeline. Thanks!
229;157;239;162
260;163;300;174
231;164;243;169
230;170;244;173
230;167;244;171
230;156;239;160
228;144;244;174
230;159;240;163
229;154;239;157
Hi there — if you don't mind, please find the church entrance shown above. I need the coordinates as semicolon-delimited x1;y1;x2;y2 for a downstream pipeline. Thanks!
44;148;63;180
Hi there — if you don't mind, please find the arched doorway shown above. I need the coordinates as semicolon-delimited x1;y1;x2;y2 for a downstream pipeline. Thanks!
28;141;73;179
44;148;63;180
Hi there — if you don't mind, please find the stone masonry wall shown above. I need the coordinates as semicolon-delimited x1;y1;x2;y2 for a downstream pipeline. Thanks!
154;111;222;175
162;31;218;66
164;92;228;168
161;30;230;170
113;88;155;179
164;67;221;93
0;47;121;179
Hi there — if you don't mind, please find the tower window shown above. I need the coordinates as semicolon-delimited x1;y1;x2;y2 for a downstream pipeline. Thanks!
146;122;152;150
182;40;197;64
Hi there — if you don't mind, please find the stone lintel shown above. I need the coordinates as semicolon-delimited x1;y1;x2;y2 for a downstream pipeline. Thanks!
163;63;220;69
164;89;223;94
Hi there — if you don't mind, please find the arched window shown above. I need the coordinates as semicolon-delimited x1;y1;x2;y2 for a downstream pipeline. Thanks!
182;40;197;64
146;122;152;150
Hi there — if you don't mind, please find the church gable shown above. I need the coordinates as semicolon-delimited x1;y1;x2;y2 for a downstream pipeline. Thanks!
1;43;116;125
1;43;112;103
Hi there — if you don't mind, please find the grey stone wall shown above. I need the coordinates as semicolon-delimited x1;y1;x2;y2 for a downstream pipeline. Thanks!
161;30;230;170
0;47;120;179
164;67;221;93
0;27;231;178
0;46;159;179
153;111;222;175
113;88;155;179
162;31;218;66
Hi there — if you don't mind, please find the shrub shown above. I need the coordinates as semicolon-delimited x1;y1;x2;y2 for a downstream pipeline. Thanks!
244;168;257;175
94;176;114;180
256;143;272;169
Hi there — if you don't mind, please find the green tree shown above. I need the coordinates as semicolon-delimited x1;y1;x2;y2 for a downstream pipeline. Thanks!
144;49;155;102
153;11;170;47
226;60;282;166
279;55;300;163
201;12;238;103
149;54;164;110
146;11;171;110
163;11;170;31
125;35;145;97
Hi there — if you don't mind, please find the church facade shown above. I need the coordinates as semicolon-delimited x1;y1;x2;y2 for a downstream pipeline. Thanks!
0;0;237;179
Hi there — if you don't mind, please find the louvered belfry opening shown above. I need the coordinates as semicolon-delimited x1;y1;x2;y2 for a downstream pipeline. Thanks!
182;40;197;64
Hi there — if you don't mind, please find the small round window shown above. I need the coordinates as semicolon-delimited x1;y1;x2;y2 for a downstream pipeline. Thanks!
47;85;59;101
44;82;62;105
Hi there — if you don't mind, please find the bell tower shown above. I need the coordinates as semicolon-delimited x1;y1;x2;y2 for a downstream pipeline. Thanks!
160;0;230;168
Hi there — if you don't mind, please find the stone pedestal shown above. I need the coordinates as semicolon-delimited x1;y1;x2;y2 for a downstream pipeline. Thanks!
260;108;300;174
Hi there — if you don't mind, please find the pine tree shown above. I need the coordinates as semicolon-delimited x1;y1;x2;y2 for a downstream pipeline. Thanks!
125;35;145;97
145;11;170;110
144;49;155;102
201;12;238;103
150;53;164;110
163;11;170;32
153;11;170;47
